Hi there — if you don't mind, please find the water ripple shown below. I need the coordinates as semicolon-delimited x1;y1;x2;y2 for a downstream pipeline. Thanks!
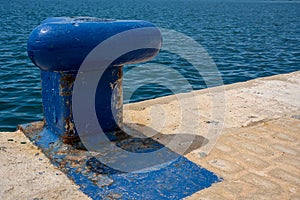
0;0;299;131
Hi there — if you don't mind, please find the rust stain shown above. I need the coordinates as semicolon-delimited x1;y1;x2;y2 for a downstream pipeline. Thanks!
113;66;123;127
59;73;75;96
63;117;80;145
17;121;44;134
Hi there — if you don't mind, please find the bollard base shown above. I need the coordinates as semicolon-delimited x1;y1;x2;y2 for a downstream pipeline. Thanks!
18;121;221;199
41;66;126;144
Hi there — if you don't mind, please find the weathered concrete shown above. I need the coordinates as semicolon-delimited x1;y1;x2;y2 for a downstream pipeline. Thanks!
0;130;90;200
124;71;300;199
1;71;299;199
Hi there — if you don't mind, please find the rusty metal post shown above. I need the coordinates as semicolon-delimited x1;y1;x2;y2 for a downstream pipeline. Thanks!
27;17;162;143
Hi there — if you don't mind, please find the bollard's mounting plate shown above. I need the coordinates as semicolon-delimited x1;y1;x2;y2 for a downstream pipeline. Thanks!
19;121;221;200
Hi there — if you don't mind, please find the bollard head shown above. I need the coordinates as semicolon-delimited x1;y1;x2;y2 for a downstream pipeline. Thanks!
27;17;162;71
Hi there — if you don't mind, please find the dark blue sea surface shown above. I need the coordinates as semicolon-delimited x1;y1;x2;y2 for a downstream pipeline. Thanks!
0;0;299;131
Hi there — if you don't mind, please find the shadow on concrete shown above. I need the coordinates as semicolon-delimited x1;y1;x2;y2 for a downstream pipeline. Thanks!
85;123;208;174
120;123;208;155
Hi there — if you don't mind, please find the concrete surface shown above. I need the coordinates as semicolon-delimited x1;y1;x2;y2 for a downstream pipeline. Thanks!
0;130;90;200
124;71;300;199
1;71;299;199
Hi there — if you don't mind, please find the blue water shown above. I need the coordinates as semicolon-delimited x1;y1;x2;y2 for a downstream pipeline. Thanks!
0;0;299;131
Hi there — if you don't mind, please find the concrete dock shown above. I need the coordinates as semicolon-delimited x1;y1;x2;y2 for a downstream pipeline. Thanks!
1;71;299;199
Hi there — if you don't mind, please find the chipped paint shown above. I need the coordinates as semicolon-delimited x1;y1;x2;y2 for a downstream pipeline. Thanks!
19;121;222;199
112;66;123;128
41;70;80;144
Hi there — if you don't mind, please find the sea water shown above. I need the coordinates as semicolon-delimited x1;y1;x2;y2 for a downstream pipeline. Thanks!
0;0;299;131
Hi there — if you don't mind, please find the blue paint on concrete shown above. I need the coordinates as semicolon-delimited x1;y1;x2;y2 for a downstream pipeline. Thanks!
20;123;222;200
69;156;221;200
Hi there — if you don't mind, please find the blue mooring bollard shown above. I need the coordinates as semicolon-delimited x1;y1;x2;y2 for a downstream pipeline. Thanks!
27;17;162;144
22;17;222;199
